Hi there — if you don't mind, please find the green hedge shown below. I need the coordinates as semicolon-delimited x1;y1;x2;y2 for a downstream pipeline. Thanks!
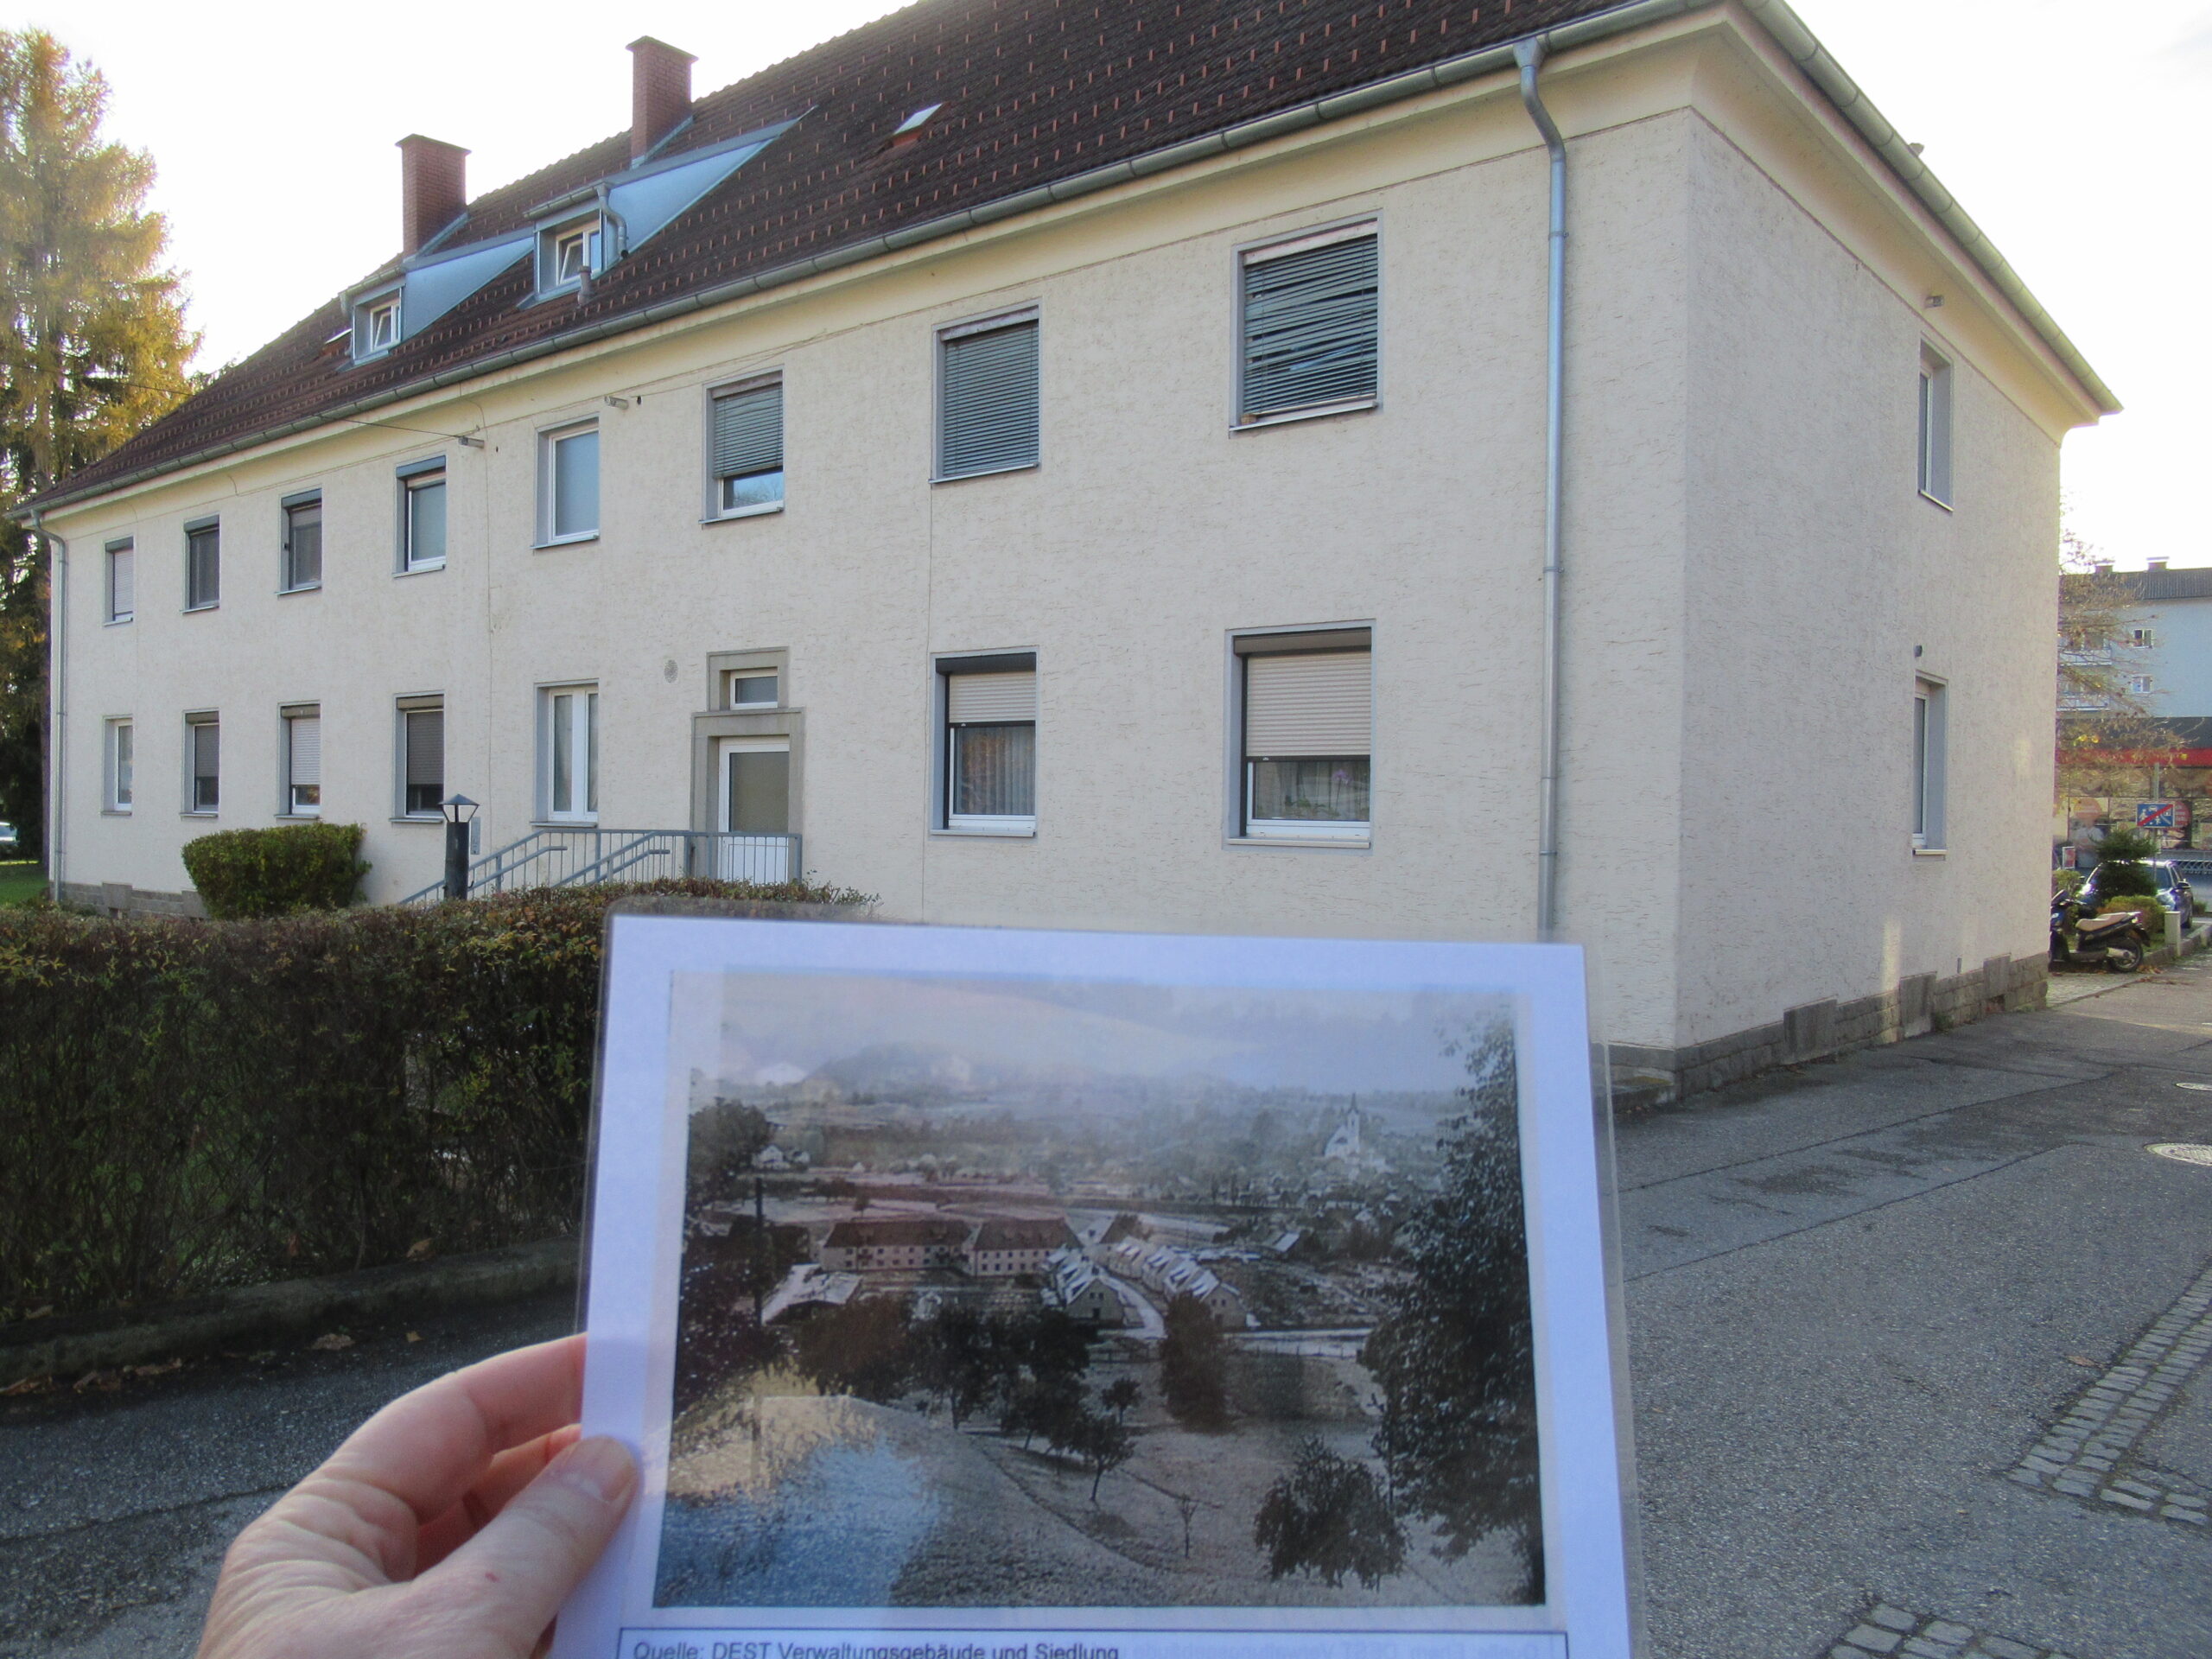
181;822;370;918
0;878;869;1323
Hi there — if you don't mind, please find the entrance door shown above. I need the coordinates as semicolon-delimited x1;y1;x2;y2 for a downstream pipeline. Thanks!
715;736;791;882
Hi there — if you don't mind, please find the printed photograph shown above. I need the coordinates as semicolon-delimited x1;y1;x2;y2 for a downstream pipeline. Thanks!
652;970;1541;1611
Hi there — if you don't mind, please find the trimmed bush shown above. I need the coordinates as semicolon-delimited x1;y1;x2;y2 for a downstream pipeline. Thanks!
2091;827;2161;898
181;822;370;918
2051;868;2085;900
0;877;870;1322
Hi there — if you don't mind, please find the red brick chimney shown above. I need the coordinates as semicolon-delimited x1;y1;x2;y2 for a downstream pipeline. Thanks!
628;37;696;160
397;135;469;255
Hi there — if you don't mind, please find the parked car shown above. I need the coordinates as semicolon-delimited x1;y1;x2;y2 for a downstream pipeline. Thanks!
0;822;16;854
2082;859;2194;928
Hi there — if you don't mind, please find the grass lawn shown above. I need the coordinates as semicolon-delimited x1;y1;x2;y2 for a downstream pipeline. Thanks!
0;860;45;907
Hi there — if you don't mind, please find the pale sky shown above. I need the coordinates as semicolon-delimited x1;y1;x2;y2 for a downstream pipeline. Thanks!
22;1;2209;569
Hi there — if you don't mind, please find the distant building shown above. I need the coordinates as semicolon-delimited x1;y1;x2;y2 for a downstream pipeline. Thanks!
760;1264;861;1325
967;1217;1077;1278
820;1217;969;1272
1042;1247;1123;1325
1106;1236;1249;1329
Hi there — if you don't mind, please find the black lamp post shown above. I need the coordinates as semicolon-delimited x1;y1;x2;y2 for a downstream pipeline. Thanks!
441;794;478;902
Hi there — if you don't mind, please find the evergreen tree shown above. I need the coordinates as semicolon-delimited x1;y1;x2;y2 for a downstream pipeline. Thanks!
1361;1021;1543;1600
0;30;196;859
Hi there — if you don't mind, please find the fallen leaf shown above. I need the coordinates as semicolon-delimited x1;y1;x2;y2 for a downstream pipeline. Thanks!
129;1358;183;1379
404;1332;422;1344
73;1370;122;1394
0;1376;54;1397
308;1332;355;1352
2066;1355;2101;1369
405;1239;435;1262
23;1306;53;1321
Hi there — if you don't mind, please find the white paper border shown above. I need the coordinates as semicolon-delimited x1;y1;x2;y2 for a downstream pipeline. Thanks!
551;918;1633;1659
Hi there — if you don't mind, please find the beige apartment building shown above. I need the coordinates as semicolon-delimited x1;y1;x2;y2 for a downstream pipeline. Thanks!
23;0;2114;1100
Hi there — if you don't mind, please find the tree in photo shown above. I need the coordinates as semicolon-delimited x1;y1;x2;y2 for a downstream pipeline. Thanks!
2056;527;2181;817
914;1301;999;1429
1362;1020;1543;1599
1254;1437;1407;1590
1046;1403;1134;1502
790;1295;915;1402
1159;1293;1230;1427
1101;1376;1142;1423
0;30;197;859
684;1099;772;1205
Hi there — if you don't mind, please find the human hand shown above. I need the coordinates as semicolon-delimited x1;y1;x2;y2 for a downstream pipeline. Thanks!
196;1334;636;1659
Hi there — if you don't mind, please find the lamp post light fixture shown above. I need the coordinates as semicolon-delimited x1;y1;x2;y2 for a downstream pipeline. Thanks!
441;794;479;902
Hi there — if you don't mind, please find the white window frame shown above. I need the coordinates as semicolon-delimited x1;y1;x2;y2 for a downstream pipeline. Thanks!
105;718;133;813
105;538;134;624
538;683;601;824
538;420;601;545
934;652;1038;836
183;517;219;612
1230;625;1374;846
1233;218;1382;431
1917;343;1954;508
282;703;322;818
705;372;785;521
397;459;448;573
2128;674;2154;696
184;711;219;817
396;695;446;821
932;307;1041;484
280;493;323;594
726;669;779;709
537;214;601;298
2130;627;2156;648
1912;677;1948;853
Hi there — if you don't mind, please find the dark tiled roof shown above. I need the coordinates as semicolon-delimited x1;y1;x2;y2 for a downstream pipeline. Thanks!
48;0;1624;507
972;1217;1078;1250
2119;569;2212;602
824;1217;971;1248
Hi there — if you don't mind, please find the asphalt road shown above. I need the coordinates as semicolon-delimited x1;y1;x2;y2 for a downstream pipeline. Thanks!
3;963;2209;1657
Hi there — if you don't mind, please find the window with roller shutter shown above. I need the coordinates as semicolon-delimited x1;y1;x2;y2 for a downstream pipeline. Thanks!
186;713;220;815
283;706;321;816
711;378;784;516
938;652;1036;831
1237;224;1380;425
1237;628;1371;839
397;696;444;818
937;311;1039;481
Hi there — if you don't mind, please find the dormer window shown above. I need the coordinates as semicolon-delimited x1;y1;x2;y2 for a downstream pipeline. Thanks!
538;214;602;296
352;288;402;360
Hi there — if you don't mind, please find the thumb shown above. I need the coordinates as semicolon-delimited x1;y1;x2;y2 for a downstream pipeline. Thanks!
421;1435;638;1655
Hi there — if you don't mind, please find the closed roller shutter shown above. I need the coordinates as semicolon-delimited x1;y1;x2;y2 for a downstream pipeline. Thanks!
288;715;321;788
1244;652;1370;757
1241;232;1379;418
713;383;783;480
947;670;1037;725
939;319;1039;478
405;709;443;787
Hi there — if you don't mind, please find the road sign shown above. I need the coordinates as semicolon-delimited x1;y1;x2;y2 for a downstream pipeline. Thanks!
2139;802;2177;830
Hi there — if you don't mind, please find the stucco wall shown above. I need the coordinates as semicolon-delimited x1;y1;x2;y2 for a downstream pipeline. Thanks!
1675;116;2059;1052
2120;594;2212;721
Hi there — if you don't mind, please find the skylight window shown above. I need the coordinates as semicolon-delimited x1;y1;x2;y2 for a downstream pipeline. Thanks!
891;104;943;143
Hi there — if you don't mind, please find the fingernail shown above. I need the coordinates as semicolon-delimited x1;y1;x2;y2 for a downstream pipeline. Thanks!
550;1436;637;1505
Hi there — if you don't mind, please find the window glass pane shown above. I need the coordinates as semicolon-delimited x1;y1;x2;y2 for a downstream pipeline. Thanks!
114;724;132;806
408;478;447;566
552;429;599;537
404;708;444;815
728;749;790;835
586;692;599;814
188;528;219;607
286;504;322;588
730;673;778;706
1249;756;1369;823
552;694;575;814
191;721;219;811
951;722;1035;817
714;384;784;510
1912;695;1929;837
721;469;785;512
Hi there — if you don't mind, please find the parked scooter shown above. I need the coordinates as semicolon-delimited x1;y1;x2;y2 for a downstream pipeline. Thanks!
2050;893;2150;973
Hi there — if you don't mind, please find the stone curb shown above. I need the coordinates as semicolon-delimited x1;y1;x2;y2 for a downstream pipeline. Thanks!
0;1238;579;1389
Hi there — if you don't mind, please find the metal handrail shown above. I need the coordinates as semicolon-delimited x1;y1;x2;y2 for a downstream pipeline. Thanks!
399;827;802;906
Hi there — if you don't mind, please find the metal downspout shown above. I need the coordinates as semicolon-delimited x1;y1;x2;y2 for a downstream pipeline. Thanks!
29;507;64;900
1516;38;1568;939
